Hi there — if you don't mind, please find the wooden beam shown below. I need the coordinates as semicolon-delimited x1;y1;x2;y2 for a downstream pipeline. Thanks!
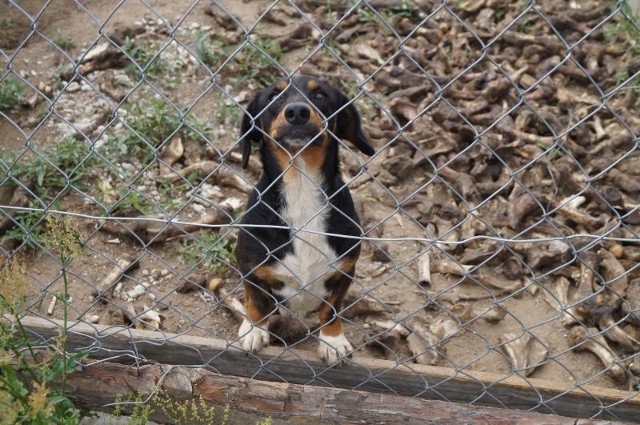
66;361;613;425
20;315;640;422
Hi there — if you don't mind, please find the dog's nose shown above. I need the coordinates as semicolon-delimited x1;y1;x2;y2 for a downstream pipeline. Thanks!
284;103;311;125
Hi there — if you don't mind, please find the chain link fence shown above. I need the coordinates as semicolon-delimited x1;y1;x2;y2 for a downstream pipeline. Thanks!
1;0;640;421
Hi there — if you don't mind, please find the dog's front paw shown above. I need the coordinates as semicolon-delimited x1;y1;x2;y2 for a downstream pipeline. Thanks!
238;319;270;353
318;332;353;366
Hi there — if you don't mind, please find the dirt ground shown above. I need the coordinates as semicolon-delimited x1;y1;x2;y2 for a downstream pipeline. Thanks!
2;0;640;400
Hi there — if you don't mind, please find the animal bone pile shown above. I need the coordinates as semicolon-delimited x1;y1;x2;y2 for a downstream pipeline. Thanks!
257;0;640;386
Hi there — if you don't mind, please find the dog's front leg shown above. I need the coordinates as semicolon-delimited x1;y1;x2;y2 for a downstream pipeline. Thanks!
238;276;275;353
317;270;354;366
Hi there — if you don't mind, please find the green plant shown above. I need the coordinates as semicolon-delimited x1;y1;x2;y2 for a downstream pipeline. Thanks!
1;138;98;248
122;36;171;83
176;232;236;274
0;217;89;424
110;389;273;424
604;1;640;43
536;140;562;161
233;38;283;85
51;29;75;52
108;99;211;162
215;94;241;127
356;0;417;26
0;75;24;110
195;31;226;68
109;189;157;216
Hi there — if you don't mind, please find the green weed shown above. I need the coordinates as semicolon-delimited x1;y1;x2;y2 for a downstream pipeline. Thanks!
0;217;89;424
233;38;284;86
51;30;75;52
106;99;211;162
0;75;24;110
176;231;236;274
195;31;226;68
0;138;97;248
215;94;241;128
604;1;640;43
110;390;273;424
122;37;172;83
356;0;418;26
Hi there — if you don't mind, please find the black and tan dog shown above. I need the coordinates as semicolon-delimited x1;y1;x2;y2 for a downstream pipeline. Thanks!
236;75;375;364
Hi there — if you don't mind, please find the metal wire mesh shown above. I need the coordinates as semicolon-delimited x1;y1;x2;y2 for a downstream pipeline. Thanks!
1;0;640;420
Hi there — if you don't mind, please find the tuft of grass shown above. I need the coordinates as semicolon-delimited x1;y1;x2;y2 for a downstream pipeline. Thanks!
0;75;25;110
51;29;75;52
176;231;236;274
195;31;226;68
0;138;97;248
111;390;273;424
356;0;418;26
107;99;211;162
0;217;89;424
604;1;640;44
233;38;284;86
122;36;171;83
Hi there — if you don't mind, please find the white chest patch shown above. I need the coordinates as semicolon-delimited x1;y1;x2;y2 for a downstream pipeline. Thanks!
271;159;337;316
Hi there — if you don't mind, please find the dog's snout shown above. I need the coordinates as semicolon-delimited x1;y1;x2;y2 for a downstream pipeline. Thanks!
284;103;311;125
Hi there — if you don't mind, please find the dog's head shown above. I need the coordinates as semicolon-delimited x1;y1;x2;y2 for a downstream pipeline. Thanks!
239;75;375;168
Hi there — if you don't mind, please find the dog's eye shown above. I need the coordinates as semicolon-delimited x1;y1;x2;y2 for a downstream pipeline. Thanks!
268;92;282;102
314;91;326;101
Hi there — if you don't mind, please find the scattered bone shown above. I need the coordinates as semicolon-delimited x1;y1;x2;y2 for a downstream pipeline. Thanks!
577;251;600;295
158;137;184;176
370;264;390;278
474;269;522;295
343;290;391;318
543;276;583;326
552;197;604;230
92;254;140;300
204;3;239;31
430;315;460;341
432;218;461;252
481;304;507;323
46;296;57;316
623;279;640;326
500;332;549;376
597;314;640;353
448;303;472;323
216;287;247;318
567;326;627;383
407;323;440;366
85;315;100;324
512;239;572;269
126;282;149;302
437;166;481;205
139;307;162;330
207;278;223;293
162;160;252;193
126;304;138;328
598;248;629;306
176;274;207;294
366;319;411;339
99;207;232;244
273;24;313;52
417;252;431;286
431;258;472;276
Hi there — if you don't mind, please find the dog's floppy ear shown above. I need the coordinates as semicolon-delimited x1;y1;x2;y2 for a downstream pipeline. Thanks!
239;92;265;168
333;90;375;156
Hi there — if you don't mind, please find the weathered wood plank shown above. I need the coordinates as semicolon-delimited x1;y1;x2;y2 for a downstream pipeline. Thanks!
20;315;640;422
66;361;618;425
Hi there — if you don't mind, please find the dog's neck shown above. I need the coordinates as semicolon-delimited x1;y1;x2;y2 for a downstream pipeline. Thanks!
259;140;343;197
